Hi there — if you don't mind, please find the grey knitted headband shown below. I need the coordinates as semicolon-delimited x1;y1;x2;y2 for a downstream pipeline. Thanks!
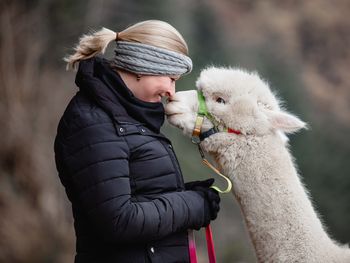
113;41;193;76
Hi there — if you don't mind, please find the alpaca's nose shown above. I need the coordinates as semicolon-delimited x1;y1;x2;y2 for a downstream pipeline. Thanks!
168;90;196;102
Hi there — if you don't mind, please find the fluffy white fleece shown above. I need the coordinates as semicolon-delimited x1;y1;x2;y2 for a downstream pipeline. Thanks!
165;67;350;263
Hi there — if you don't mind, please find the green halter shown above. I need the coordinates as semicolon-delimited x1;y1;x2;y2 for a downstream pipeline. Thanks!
197;90;218;125
191;91;217;144
197;90;208;115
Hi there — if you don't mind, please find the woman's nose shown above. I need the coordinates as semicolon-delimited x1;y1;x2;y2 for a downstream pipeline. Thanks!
166;85;176;98
160;91;174;99
165;89;175;97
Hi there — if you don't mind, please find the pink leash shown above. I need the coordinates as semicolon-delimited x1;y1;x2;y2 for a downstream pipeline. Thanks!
189;225;216;263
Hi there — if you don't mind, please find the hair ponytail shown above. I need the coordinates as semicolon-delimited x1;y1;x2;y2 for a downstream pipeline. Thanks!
64;20;190;71
64;27;116;70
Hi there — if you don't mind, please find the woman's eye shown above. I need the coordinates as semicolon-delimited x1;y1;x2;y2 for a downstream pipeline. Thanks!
216;97;226;104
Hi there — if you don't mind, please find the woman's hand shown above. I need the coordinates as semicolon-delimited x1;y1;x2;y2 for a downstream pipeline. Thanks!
186;178;221;228
185;178;215;190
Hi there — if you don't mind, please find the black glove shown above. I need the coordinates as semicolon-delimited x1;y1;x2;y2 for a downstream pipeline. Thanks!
187;178;220;228
185;178;215;191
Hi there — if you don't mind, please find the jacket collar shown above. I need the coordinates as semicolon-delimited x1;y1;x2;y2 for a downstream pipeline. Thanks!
75;57;165;133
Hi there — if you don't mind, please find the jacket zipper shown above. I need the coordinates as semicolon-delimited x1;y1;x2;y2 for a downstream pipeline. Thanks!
162;141;185;190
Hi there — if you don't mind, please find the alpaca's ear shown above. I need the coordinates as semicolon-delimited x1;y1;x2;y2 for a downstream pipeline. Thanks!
265;110;307;133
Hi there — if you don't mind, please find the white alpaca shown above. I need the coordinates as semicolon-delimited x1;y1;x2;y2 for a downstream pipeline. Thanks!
165;67;350;262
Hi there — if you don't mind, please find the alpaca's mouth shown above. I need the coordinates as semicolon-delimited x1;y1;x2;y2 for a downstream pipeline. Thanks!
164;106;186;117
165;112;184;119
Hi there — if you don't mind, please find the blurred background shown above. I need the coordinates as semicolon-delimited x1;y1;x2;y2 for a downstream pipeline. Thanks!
0;0;349;262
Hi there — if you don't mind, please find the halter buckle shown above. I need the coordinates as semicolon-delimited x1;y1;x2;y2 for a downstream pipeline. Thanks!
191;115;204;144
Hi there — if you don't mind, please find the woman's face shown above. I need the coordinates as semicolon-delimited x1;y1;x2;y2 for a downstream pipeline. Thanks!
133;75;179;103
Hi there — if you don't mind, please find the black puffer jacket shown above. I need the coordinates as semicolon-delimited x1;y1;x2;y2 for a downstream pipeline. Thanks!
54;57;208;263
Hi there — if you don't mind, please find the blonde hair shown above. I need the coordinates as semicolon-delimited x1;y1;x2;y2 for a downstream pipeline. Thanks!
64;20;189;70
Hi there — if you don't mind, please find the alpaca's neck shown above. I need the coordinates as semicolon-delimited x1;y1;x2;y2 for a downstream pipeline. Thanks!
209;134;348;262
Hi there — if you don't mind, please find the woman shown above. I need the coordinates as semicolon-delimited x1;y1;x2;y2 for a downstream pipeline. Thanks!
54;20;220;263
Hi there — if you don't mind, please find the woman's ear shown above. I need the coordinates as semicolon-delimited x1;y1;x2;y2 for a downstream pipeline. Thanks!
264;109;307;133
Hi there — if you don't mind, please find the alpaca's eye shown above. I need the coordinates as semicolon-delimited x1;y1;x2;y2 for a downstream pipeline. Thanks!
216;97;226;104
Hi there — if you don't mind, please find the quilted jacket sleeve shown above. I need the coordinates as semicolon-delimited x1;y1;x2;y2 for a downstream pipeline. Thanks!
54;101;207;244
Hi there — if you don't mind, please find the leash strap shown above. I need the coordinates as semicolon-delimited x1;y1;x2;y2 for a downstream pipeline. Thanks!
206;225;216;263
189;226;216;263
203;159;232;194
188;230;197;263
197;145;232;194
